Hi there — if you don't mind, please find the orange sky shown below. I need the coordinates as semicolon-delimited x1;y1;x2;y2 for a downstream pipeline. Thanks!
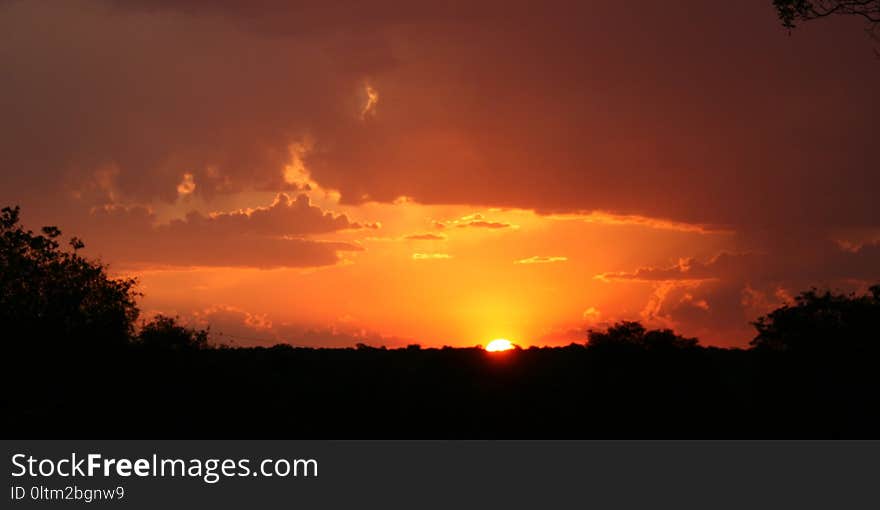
128;191;736;347
1;1;878;348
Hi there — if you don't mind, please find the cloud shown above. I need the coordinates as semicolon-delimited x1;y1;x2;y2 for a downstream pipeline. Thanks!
536;326;588;346
637;280;720;330
188;304;274;340
546;211;727;234
515;256;568;264
4;0;879;277
360;83;379;120
176;173;196;196
456;214;513;229
273;325;411;349
435;214;516;230
582;307;602;323
597;241;880;345
180;305;412;347
822;240;880;282
460;220;512;229
1;1;877;234
188;192;375;236
1;0;879;349
595;252;758;282
82;195;368;268
404;233;446;241
412;253;451;260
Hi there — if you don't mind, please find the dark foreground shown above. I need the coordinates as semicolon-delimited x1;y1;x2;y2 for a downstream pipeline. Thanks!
4;206;878;438
3;343;878;438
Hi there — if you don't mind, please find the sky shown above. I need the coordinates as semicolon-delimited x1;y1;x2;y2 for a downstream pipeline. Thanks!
1;0;878;348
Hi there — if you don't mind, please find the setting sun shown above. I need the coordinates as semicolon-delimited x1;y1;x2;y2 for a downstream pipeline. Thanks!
486;339;514;352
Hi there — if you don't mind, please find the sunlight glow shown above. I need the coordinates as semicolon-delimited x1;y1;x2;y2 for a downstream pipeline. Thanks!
486;339;514;352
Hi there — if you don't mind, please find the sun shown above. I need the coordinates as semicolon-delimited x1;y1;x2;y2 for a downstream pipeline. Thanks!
486;339;514;352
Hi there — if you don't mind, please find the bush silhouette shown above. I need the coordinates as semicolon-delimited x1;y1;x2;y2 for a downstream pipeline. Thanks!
0;206;138;351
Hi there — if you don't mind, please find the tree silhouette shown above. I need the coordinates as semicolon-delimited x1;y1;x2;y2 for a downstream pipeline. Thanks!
138;314;209;351
750;285;880;353
587;321;700;351
0;206;139;351
773;0;880;54
774;0;880;28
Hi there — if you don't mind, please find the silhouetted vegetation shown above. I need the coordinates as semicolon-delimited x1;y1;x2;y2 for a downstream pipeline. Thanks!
775;0;880;29
0;206;138;352
751;285;880;353
773;0;880;54
587;321;700;352
1;206;879;437
138;315;209;352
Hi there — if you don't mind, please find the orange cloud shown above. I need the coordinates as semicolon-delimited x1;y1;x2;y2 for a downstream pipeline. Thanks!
434;214;516;230
412;253;452;260
582;307;602;323
361;83;379;120
176;173;196;196
404;233;447;241
547;211;727;234
515;256;568;264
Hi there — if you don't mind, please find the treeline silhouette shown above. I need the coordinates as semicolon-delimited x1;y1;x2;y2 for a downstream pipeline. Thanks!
2;206;879;437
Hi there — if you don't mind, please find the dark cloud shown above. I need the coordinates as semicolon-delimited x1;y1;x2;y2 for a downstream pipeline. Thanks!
0;1;355;205
175;193;374;236
82;197;365;268
1;1;876;230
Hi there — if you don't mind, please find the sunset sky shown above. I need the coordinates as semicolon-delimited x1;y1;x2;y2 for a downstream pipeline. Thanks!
1;1;878;348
